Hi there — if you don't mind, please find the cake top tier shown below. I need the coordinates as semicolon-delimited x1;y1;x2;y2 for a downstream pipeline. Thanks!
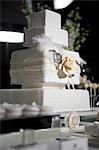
24;9;68;48
30;9;61;29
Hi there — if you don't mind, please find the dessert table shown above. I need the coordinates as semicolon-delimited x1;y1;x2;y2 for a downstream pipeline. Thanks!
0;113;60;134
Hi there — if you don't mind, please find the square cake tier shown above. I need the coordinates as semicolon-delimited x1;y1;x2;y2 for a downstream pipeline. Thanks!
0;89;90;112
10;48;80;85
23;27;68;47
30;9;61;29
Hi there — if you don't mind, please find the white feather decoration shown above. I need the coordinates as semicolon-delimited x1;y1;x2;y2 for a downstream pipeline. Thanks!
32;34;86;66
80;57;87;65
32;34;63;56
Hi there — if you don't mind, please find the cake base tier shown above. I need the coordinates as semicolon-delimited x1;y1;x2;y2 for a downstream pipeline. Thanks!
0;89;90;112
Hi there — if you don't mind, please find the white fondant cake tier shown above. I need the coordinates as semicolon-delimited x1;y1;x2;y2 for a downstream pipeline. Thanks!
0;89;90;112
10;48;80;85
23;26;68;47
30;9;61;29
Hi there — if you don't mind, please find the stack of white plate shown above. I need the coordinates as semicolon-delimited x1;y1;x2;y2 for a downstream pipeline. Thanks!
5;104;23;117
1;102;23;118
23;103;40;116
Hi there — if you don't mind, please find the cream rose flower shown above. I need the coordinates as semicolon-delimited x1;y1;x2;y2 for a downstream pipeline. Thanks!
56;57;79;77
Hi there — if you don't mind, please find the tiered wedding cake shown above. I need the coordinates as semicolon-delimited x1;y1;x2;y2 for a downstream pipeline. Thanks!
10;9;80;87
1;9;90;112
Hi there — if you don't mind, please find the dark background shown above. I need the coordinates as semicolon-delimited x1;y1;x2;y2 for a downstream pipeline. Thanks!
0;0;99;88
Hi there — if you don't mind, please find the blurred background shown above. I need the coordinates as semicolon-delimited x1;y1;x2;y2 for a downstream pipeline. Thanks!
0;0;99;89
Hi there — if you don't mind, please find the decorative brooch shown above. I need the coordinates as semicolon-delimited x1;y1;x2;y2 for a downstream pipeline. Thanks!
48;49;80;79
